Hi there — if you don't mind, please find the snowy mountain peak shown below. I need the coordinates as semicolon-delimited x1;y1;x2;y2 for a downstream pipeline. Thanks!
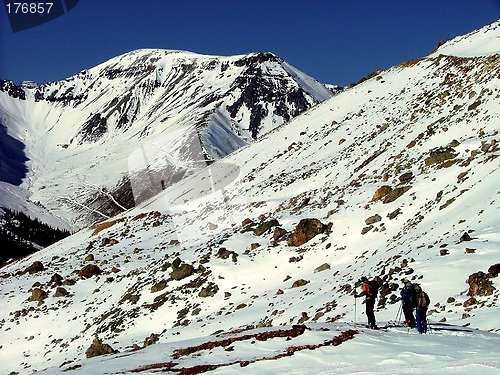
0;49;335;227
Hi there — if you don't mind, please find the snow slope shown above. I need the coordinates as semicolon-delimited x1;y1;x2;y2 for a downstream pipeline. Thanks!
0;21;499;375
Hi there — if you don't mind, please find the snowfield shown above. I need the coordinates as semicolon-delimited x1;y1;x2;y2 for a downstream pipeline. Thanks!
0;20;499;375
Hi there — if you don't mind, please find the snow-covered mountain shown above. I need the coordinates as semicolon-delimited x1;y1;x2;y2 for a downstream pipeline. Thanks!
1;21;500;374
0;50;336;229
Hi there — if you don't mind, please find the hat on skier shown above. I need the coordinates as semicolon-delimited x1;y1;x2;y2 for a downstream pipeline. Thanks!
406;282;412;287
361;276;368;282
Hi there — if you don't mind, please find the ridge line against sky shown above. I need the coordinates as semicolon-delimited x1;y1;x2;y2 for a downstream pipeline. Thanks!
1;1;499;87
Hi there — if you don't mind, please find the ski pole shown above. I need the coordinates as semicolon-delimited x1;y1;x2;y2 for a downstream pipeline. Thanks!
354;296;357;326
427;318;433;334
396;302;402;324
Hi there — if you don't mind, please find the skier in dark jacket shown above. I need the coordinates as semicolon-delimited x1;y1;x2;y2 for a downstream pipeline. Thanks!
355;276;378;329
400;281;416;327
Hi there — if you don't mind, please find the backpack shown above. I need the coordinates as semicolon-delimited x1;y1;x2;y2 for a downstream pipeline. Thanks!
369;280;379;298
418;291;430;308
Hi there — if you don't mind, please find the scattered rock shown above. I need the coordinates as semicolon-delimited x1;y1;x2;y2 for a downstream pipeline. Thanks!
84;254;95;262
465;248;476;254
54;287;69;297
143;333;160;347
424;147;458;166
387;208;401;220
276;289;284;295
25;261;44;274
291;279;310;288
361;225;374;235
242;218;254;227
78;264;102;279
382;186;411;204
49;273;63;286
439;249;449;256
85;337;116;358
463;297;477;307
365;214;382;225
488;264;500;278
314;263;330;273
170;264;194;281
459;232;473;242
151;281;168;293
198;282;219;297
250;242;261;250
398;172;413;184
29;288;48;305
254;219;280;236
288;218;328;246
372;185;393;202
447;297;456;303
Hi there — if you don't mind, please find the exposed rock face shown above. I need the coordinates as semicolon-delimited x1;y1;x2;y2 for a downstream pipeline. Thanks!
85;337;116;358
288;218;327;246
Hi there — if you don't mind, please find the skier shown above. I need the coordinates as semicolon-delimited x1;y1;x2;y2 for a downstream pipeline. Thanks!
400;280;416;327
355;276;379;329
414;284;430;333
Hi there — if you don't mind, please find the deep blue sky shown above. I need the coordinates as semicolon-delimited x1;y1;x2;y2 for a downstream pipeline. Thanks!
1;1;499;87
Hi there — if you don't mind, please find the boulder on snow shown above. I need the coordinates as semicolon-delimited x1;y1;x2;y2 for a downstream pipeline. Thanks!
85;337;116;358
25;261;44;274
488;263;500;278
291;279;310;288
29;288;48;305
467;271;495;297
54;287;70;297
365;214;382;225
288;218;328;246
170;263;194;281
254;219;280;236
78;264;102;278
